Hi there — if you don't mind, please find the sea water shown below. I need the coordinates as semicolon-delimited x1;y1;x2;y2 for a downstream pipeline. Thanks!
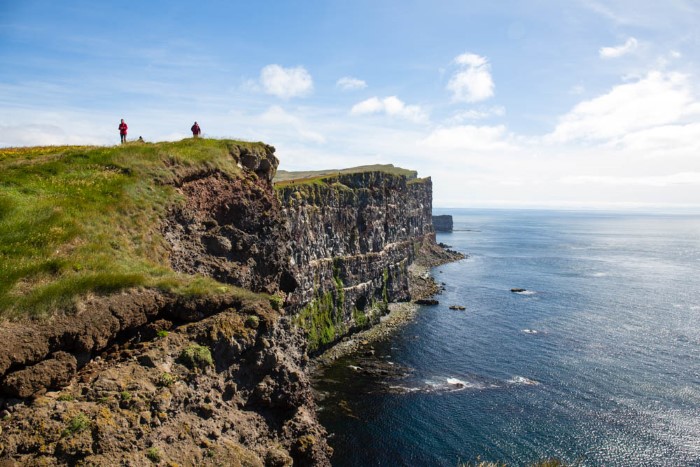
313;209;700;466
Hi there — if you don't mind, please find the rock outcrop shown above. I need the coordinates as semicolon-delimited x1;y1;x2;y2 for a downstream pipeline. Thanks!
163;144;294;295
0;301;330;466
432;214;453;232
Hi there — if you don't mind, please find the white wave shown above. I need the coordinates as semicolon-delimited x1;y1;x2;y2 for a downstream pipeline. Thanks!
522;329;540;334
423;376;484;392
508;376;540;386
347;365;362;371
446;377;469;387
514;290;537;295
591;272;609;277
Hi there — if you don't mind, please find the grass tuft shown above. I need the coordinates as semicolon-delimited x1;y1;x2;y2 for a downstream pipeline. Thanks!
63;412;90;437
146;446;162;463
179;344;213;369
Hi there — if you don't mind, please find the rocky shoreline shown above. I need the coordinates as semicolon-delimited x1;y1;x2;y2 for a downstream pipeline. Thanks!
310;301;419;370
311;246;464;372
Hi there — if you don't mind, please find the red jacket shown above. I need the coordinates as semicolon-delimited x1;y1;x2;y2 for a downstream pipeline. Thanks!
191;124;201;135
119;122;128;135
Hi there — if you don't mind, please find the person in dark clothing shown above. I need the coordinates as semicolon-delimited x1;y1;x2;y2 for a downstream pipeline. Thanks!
191;121;201;138
118;119;128;144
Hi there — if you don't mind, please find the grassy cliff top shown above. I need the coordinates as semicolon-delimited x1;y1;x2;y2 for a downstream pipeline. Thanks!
274;164;418;187
0;138;268;319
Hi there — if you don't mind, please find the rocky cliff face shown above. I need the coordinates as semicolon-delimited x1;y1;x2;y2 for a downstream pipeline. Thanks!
276;172;434;351
0;144;447;466
163;144;295;295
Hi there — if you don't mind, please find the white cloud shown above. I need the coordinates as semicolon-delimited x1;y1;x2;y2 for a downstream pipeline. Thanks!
259;105;325;143
447;53;494;103
599;37;638;58
336;77;367;91
350;96;428;123
260;64;313;99
0;123;102;147
448;106;505;123
546;71;694;143
351;97;383;114
421;125;513;151
613;122;700;157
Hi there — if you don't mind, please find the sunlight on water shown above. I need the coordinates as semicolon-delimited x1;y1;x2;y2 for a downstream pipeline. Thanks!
315;210;700;466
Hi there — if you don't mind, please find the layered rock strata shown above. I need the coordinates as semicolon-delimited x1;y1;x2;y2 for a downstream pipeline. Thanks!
276;172;434;352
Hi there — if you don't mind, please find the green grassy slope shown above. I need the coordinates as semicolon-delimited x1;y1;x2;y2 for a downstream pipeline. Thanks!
0;138;266;319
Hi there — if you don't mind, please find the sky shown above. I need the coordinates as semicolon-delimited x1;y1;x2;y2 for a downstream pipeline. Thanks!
1;1;699;210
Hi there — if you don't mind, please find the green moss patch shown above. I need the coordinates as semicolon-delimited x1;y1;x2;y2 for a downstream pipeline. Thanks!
295;290;340;352
179;344;213;369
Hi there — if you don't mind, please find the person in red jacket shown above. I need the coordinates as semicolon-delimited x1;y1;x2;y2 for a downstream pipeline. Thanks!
191;121;201;138
118;119;128;144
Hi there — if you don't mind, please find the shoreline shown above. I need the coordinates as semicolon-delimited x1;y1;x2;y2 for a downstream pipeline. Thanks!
310;300;419;370
310;246;464;372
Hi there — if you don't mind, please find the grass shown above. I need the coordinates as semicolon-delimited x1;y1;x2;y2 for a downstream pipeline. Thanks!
63;412;90;437
158;372;175;387
0;138;270;319
274;163;418;187
146;447;162;463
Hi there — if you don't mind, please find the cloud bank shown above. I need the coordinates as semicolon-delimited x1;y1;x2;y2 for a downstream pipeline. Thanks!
546;71;695;143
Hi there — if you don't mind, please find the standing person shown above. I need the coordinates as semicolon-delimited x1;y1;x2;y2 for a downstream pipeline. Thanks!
191;121;201;138
118;119;128;144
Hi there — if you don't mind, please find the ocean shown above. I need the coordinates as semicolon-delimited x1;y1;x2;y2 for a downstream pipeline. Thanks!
313;209;700;466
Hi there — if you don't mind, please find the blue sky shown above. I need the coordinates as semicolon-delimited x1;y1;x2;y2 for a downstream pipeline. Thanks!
1;1;699;209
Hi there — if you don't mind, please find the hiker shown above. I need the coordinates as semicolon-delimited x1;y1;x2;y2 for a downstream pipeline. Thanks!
137;136;144;143
191;121;201;138
118;119;128;144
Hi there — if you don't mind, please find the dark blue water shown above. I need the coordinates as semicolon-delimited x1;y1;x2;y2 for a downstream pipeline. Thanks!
314;209;700;466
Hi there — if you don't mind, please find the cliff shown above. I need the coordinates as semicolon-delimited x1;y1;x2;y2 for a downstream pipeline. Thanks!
276;169;434;352
0;140;458;466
